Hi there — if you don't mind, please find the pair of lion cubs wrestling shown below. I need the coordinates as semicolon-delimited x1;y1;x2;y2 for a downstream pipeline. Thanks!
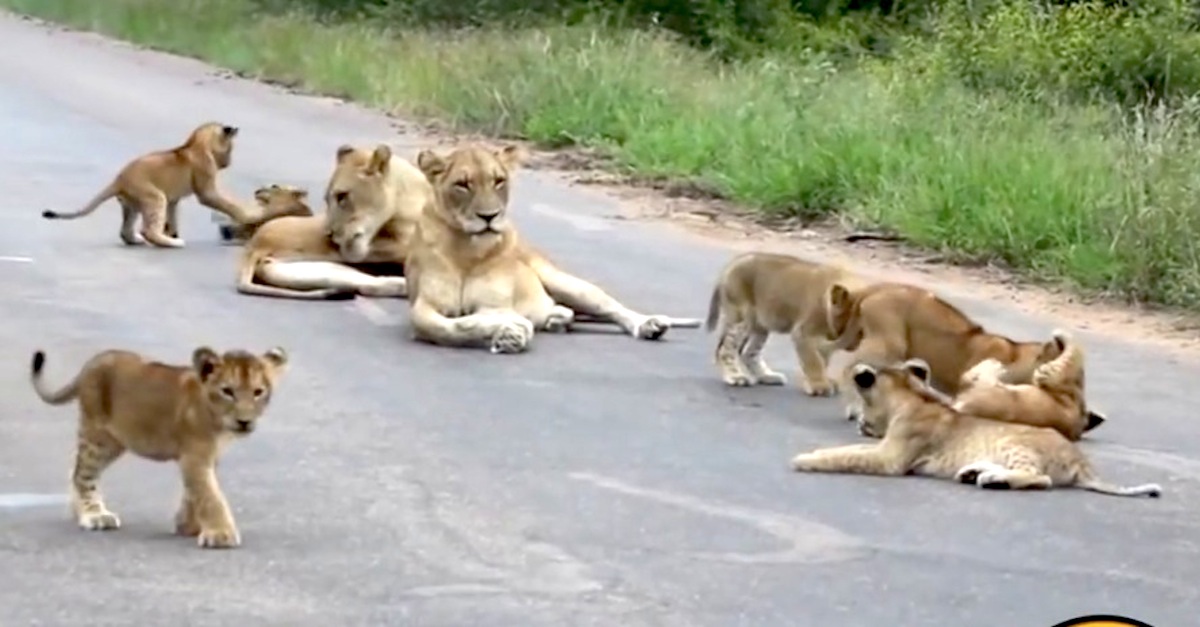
704;252;1161;498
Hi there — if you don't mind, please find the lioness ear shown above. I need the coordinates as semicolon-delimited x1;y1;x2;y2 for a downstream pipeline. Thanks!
417;149;447;179
495;144;528;169
336;144;356;162
367;144;392;175
192;347;222;382
851;363;877;390
222;125;239;138
902;358;931;384
262;346;289;371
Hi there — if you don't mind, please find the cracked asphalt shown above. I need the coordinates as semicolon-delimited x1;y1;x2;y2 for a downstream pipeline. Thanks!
0;11;1196;627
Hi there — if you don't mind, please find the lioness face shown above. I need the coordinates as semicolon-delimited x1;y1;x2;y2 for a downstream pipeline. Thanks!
417;144;527;238
325;145;395;263
254;184;312;217
851;359;932;438
192;346;289;436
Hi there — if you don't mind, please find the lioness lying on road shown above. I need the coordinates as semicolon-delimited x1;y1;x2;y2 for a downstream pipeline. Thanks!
29;344;290;548
789;359;1160;498
704;251;871;395
403;142;702;354
236;144;431;300
949;329;1106;441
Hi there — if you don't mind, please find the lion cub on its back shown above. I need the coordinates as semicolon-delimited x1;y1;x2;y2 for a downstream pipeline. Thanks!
790;359;1160;498
29;345;289;548
705;252;870;395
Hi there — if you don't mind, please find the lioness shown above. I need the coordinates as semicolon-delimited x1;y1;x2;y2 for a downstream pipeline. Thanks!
235;144;430;300
218;183;316;243
950;329;1106;441
42;122;262;248
704;251;870;394
789;359;1161;498
402;142;702;354
832;282;1068;422
29;345;290;548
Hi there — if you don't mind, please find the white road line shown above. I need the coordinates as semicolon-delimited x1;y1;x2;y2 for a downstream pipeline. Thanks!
0;256;34;263
0;493;69;508
349;298;402;326
569;471;868;565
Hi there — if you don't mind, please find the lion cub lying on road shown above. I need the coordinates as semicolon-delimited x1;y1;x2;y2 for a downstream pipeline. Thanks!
950;329;1105;441
790;359;1160;498
704;252;870;395
404;142;701;354
29;345;289;548
42;122;261;248
218;183;316;243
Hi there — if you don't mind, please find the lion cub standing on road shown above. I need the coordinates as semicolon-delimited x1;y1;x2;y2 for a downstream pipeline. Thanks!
789;359;1161;498
704;252;870;395
950;329;1106;441
29;345;289;548
42;122;261;248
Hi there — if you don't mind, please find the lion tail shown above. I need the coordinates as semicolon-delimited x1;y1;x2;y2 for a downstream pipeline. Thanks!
42;180;119;220
704;281;722;333
29;350;81;406
1074;465;1161;498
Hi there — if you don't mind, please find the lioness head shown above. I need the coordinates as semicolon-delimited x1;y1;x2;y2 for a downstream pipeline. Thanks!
325;144;397;263
254;184;313;217
192;346;288;436
850;358;941;438
186;121;239;170
416;143;528;239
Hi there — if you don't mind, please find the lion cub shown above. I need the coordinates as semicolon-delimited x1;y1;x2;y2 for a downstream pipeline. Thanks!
218;183;315;243
950;329;1105;441
790;359;1161;498
704;252;870;395
42;121;261;248
29;345;289;548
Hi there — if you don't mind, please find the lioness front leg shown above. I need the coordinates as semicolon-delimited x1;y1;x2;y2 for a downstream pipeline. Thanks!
532;259;701;340
180;455;240;549
520;290;575;333
789;442;908;476
411;299;535;354
790;327;837;396
70;427;126;531
258;260;405;298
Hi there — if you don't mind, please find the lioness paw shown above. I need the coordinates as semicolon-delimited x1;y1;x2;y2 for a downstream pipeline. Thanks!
790;453;818;472
490;317;534;355
633;316;670;341
78;510;121;531
198;527;241;549
542;305;575;333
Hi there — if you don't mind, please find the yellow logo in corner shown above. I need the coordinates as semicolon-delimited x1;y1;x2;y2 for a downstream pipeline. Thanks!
1051;616;1155;627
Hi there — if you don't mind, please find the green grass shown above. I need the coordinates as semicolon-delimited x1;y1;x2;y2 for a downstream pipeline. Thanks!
7;0;1200;309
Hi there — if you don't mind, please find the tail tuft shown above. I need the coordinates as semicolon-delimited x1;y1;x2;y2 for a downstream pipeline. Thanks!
31;350;46;375
41;210;58;219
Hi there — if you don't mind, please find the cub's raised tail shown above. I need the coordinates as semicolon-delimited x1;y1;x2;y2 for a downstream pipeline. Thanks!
30;350;82;405
42;181;119;220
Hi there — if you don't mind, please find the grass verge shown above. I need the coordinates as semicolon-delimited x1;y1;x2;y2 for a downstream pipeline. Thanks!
5;0;1200;309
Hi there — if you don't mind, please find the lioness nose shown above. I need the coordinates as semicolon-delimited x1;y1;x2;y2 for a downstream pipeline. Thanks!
477;211;500;223
236;419;253;430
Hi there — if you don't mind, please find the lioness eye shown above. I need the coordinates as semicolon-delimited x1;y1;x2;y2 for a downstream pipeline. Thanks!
494;177;507;187
220;386;236;399
334;191;350;203
453;180;470;191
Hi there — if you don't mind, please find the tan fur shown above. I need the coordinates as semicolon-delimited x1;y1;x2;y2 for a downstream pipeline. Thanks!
789;359;1161;498
28;345;290;547
405;143;702;354
834;282;1067;423
235;144;432;301
41;122;261;248
220;183;316;243
950;329;1105;441
704;252;871;394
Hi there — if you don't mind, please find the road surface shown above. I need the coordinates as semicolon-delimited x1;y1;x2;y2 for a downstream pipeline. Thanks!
0;11;1195;627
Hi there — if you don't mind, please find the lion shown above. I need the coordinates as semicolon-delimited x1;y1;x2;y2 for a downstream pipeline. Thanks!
28;344;290;548
704;251;871;394
235;144;431;300
830;281;1074;423
789;359;1161;498
41;122;263;248
949;329;1106;441
218;183;316;243
400;142;702;354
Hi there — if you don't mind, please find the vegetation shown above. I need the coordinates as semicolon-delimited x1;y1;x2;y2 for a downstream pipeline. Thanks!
5;0;1200;308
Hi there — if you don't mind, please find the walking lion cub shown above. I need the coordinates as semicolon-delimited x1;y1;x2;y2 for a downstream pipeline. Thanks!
704;252;870;395
789;359;1161;498
29;345;289;548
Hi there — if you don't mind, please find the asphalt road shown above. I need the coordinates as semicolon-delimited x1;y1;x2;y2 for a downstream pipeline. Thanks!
0;11;1196;627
